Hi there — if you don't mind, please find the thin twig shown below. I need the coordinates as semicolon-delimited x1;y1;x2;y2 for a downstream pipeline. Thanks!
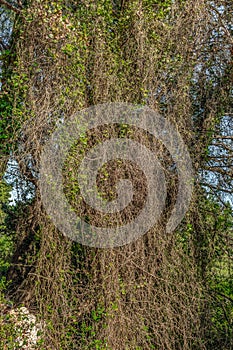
0;0;21;14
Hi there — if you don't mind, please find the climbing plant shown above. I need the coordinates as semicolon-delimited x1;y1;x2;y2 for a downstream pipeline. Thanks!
0;0;232;349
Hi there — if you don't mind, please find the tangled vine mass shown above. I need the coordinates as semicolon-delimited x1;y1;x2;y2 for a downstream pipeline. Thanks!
0;1;232;349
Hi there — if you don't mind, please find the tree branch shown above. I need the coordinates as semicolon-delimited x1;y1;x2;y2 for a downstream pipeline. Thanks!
201;182;233;195
203;166;233;177
211;142;232;152
0;0;21;14
214;135;233;140
209;4;233;45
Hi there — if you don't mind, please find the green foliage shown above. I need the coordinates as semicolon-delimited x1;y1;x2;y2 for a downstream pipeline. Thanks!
0;70;27;155
0;180;14;279
0;310;20;350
